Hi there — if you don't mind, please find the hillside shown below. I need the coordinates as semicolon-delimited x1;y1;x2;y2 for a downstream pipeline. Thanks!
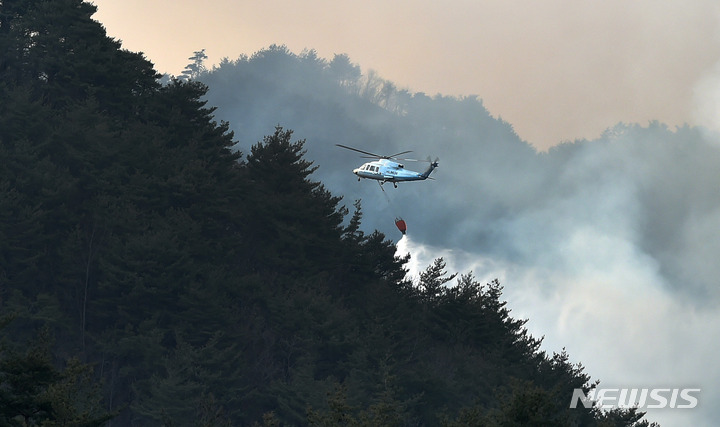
0;1;658;426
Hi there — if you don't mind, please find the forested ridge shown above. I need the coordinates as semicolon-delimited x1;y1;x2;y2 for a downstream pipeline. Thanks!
0;1;656;425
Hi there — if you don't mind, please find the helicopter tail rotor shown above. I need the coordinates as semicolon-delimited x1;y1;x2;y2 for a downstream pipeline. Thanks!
420;157;439;179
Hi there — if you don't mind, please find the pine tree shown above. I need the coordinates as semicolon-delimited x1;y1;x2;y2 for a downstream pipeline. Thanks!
243;126;345;274
0;0;159;110
0;322;114;426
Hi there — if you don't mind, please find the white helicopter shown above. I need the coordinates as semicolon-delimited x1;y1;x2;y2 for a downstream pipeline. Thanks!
336;144;438;188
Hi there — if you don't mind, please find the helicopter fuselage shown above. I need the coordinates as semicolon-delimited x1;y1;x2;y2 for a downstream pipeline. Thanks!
336;144;438;187
352;158;437;186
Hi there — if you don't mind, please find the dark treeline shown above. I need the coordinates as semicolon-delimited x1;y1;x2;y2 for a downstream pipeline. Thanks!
0;1;655;426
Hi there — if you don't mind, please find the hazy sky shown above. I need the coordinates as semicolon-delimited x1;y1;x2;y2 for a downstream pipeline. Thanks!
92;0;720;150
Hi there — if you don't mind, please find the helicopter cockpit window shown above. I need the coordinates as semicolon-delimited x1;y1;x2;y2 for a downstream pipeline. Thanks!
398;164;404;169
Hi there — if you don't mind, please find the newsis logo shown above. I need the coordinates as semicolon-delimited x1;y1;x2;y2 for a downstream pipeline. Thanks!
570;388;701;410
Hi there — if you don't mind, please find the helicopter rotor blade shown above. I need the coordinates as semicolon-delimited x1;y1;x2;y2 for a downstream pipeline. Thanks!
336;144;383;158
336;144;413;160
388;150;413;159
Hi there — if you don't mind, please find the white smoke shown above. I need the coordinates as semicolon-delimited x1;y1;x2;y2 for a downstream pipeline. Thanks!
397;235;720;426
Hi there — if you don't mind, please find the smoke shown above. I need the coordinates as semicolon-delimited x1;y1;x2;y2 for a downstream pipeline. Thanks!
200;50;720;427
399;218;720;427
394;126;720;427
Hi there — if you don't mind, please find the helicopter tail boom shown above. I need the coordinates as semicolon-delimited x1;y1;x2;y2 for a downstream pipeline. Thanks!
420;159;439;179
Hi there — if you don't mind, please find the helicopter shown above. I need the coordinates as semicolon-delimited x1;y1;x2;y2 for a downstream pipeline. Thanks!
336;144;438;188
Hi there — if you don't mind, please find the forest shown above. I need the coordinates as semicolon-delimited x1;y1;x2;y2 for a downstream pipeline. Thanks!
0;1;660;425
